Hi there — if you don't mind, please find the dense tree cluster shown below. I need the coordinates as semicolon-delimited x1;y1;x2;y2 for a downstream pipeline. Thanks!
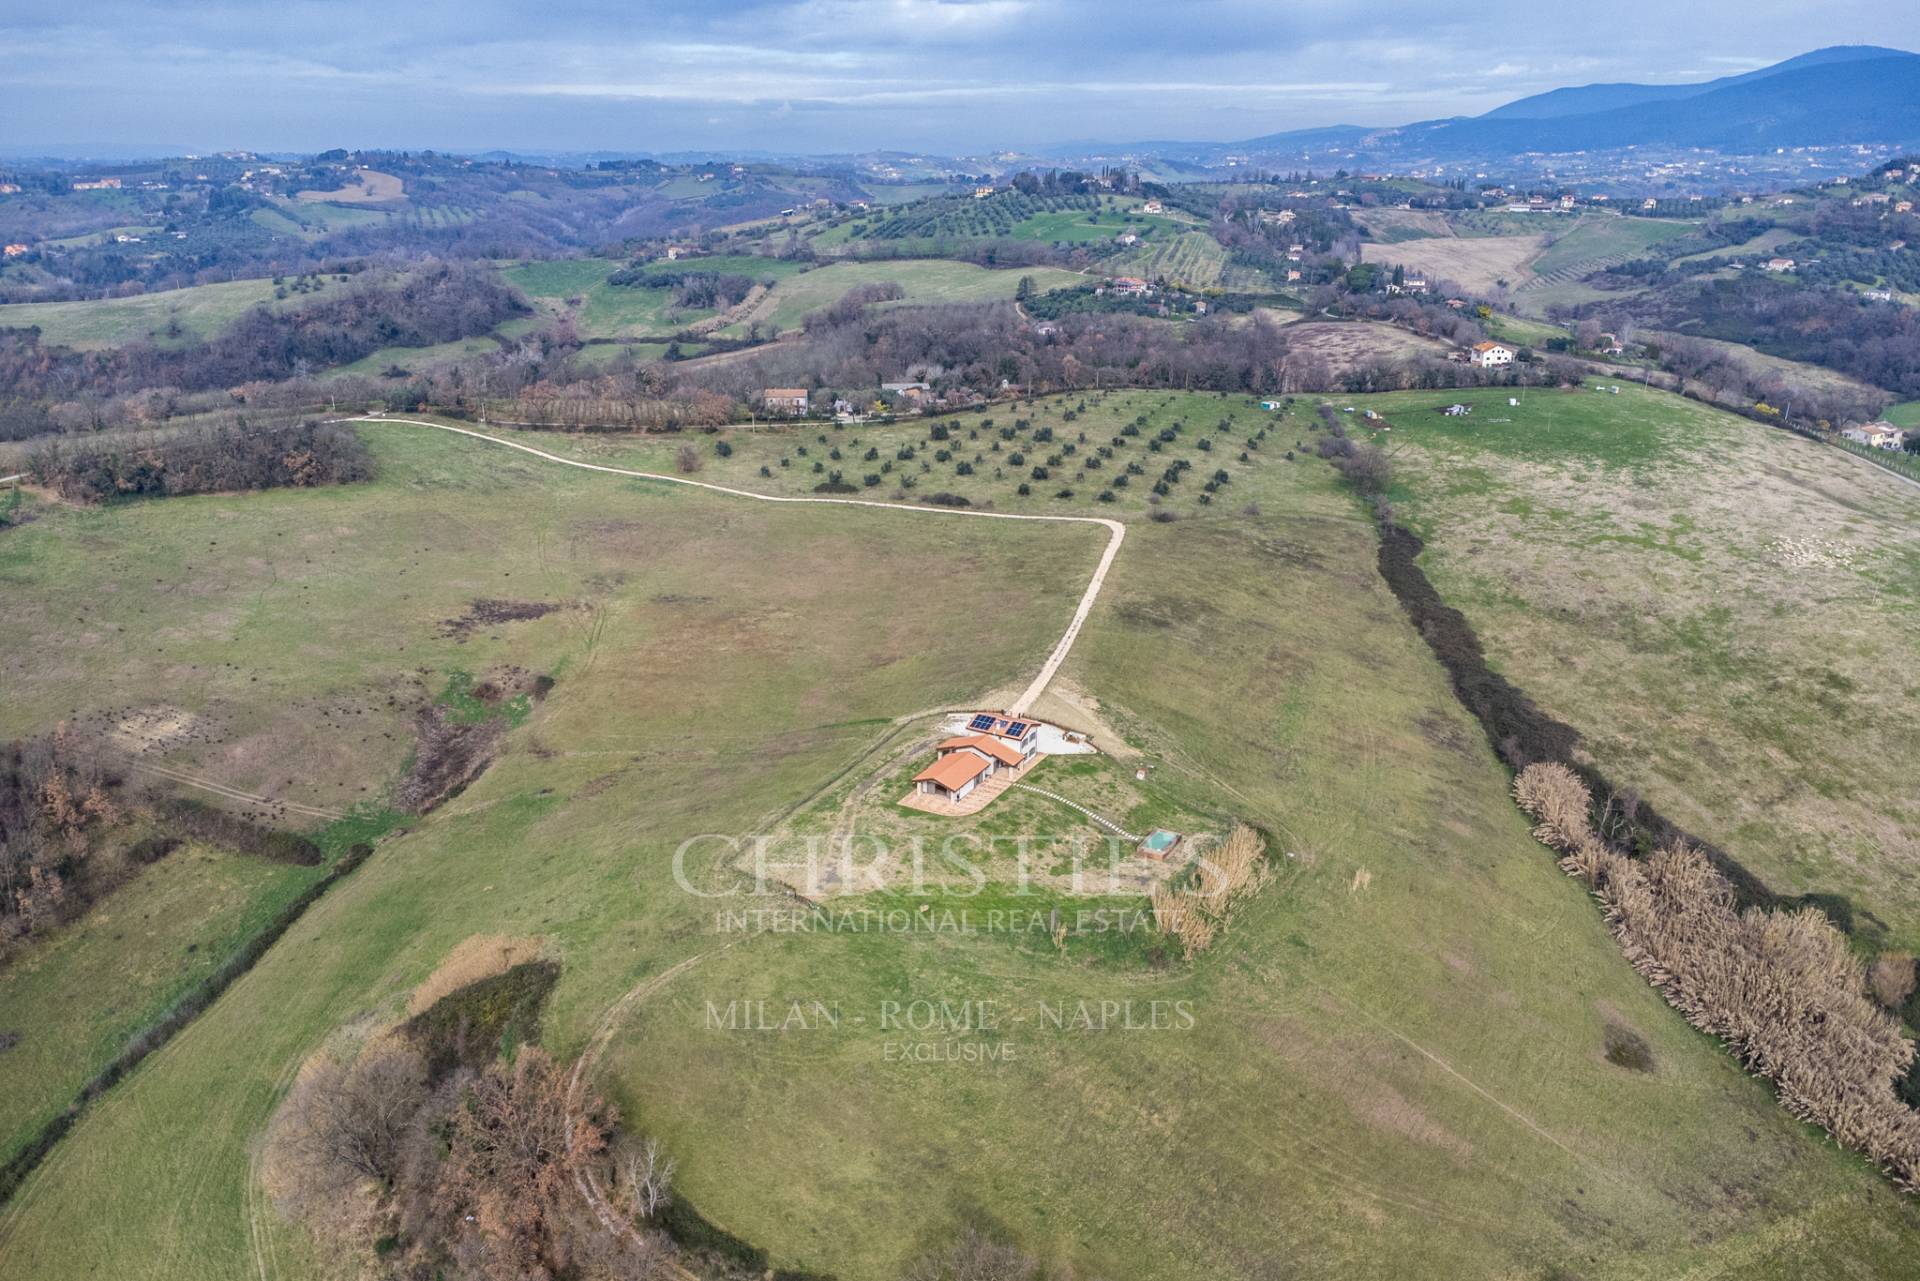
27;417;373;502
664;296;1560;404
0;729;125;949
605;265;758;311
1652;333;1891;425
0;263;522;420
269;966;679;1281
1620;278;1920;398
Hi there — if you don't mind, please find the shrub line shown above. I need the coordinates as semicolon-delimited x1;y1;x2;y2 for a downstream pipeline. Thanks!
0;838;381;1206
1353;483;1920;1192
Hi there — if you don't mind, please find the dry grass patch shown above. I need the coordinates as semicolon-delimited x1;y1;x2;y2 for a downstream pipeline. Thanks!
1281;321;1453;373
407;934;549;1018
1152;823;1271;958
296;170;405;204
1515;762;1920;1191
1359;234;1546;292
1381;386;1920;945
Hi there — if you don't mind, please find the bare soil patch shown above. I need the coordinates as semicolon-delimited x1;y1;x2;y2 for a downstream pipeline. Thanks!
1603;1022;1657;1074
394;710;503;814
1352;208;1458;241
106;706;199;754
1360;1086;1474;1162
438;598;572;642
394;667;548;814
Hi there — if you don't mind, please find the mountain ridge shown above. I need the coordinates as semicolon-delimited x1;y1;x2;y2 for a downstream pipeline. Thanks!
1098;46;1920;165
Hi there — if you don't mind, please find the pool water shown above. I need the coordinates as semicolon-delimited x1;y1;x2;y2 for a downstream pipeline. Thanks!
1141;830;1179;854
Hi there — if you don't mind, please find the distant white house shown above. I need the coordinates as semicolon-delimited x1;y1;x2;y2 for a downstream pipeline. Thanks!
1468;341;1516;368
1763;257;1796;272
758;388;810;416
1843;421;1908;451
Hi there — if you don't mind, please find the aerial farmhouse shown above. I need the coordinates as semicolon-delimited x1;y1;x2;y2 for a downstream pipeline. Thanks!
1469;341;1516;368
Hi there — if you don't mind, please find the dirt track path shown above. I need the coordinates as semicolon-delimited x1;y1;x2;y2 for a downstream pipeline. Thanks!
342;417;1124;717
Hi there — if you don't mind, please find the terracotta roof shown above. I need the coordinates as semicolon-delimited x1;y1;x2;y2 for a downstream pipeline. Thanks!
914;751;991;791
762;388;808;399
937;734;1025;768
1472;341;1511;353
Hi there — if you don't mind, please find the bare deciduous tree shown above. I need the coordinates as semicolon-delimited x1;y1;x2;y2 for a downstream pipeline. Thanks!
618;1134;676;1220
1514;763;1920;1191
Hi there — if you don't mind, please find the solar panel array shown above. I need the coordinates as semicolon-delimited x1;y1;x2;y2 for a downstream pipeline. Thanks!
1006;721;1028;737
969;713;997;732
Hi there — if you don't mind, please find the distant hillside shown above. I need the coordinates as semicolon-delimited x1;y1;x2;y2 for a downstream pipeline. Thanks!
1109;46;1920;165
1479;45;1908;120
1403;52;1920;156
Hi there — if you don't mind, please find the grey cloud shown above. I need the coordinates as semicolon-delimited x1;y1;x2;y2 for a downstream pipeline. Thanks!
0;1;1908;154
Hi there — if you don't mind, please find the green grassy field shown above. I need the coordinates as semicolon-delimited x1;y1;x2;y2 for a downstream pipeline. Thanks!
326;331;511;378
1108;230;1229;287
1528;216;1697;277
1004;200;1188;244
1884;400;1920;429
1364;381;1920;949
0;843;330;1165
725;258;1083;334
862;182;957;205
0;275;352;349
262;198;391;234
500;256;808;339
1485;312;1568;346
249;206;311;237
2;395;1917;1277
1670;226;1794;265
40;224;163;249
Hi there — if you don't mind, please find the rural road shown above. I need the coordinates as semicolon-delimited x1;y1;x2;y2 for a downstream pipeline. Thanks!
341;416;1125;717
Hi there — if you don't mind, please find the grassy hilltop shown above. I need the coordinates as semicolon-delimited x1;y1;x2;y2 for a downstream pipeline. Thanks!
3;389;1918;1278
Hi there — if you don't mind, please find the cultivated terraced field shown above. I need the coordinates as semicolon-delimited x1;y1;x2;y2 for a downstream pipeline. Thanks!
1514;215;1698;308
1108;229;1229;287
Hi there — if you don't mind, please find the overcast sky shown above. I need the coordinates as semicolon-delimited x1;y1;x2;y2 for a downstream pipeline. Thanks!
1;1;1910;158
